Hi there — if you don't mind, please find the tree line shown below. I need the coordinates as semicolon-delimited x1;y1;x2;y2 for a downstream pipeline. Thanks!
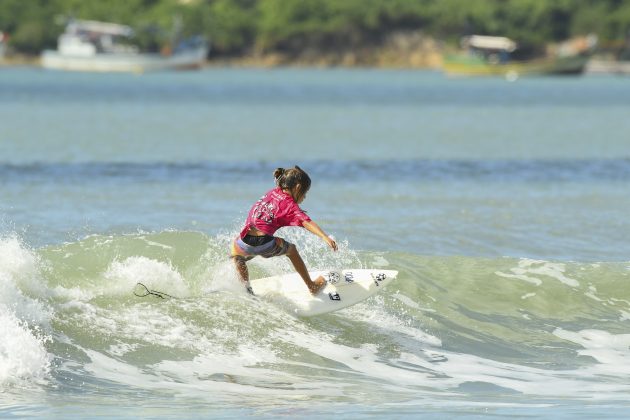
2;0;629;56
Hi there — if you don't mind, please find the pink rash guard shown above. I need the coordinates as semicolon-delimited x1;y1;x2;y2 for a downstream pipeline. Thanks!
239;187;311;239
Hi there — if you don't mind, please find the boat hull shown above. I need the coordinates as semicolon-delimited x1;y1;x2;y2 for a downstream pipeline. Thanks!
41;47;208;73
443;54;590;77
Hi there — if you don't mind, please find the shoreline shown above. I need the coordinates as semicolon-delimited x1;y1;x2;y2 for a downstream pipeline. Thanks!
1;32;445;70
6;50;625;74
1;53;443;70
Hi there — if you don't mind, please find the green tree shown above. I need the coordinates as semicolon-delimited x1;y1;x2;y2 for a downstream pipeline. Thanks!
3;0;630;59
203;0;257;54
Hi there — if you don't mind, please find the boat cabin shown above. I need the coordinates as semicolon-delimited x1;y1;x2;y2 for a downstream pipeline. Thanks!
58;20;138;57
461;35;517;64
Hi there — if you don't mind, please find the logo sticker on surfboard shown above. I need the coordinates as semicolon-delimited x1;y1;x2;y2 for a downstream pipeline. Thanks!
344;272;354;283
372;272;387;286
326;271;341;284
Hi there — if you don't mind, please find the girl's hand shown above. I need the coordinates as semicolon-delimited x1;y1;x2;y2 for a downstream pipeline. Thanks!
326;236;338;252
302;221;338;251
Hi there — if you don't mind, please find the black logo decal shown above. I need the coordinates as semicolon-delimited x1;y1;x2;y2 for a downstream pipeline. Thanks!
344;272;354;283
372;272;387;286
328;292;341;301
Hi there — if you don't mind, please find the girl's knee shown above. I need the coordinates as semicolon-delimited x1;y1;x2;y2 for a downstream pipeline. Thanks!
232;256;247;266
286;244;297;256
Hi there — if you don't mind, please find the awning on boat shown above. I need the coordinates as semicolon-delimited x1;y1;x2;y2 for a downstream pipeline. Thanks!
67;20;134;37
462;35;517;52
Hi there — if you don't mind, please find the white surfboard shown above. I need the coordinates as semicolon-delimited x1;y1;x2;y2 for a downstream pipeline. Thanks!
249;269;398;317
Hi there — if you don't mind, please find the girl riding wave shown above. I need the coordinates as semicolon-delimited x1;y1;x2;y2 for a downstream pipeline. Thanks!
230;166;338;295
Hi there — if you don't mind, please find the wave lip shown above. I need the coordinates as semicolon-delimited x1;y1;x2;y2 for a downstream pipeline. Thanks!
0;237;52;388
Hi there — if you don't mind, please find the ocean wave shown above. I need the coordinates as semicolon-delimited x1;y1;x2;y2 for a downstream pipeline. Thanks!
3;230;629;401
2;159;630;184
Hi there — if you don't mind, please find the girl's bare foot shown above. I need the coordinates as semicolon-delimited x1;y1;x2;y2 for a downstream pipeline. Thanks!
308;276;327;295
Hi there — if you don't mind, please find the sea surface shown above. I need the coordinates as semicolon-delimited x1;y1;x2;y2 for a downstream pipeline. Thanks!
1;67;630;418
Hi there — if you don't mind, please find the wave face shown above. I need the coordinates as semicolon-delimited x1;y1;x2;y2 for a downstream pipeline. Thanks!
3;231;630;414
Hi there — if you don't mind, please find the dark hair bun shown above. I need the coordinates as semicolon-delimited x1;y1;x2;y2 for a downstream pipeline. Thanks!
273;167;285;180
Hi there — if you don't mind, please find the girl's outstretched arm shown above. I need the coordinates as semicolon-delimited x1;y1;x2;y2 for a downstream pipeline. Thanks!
302;220;338;251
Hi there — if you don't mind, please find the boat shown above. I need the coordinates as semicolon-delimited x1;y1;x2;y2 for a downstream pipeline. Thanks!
443;35;596;79
586;58;630;75
0;31;6;59
41;20;208;73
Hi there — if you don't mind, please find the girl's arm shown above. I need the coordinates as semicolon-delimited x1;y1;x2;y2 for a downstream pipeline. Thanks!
303;220;338;251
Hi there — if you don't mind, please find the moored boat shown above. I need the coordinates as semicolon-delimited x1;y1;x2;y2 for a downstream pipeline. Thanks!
443;34;596;79
41;20;208;73
0;31;6;59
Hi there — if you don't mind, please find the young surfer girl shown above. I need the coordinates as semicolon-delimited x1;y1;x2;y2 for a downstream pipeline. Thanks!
230;166;338;295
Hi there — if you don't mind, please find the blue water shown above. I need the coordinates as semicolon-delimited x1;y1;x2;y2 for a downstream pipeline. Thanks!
1;67;630;418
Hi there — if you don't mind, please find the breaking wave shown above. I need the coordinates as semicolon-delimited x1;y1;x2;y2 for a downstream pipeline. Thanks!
1;230;630;406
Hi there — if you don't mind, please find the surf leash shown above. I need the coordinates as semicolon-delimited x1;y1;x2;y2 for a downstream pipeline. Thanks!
133;282;179;300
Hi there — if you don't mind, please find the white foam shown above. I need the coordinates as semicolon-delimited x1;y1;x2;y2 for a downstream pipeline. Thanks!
83;303;198;350
51;285;96;302
77;301;346;401
138;236;174;250
495;270;542;285
0;237;49;305
584;284;603;302
371;255;390;267
553;328;630;371
392;292;436;312
265;228;361;272
201;259;246;295
108;342;141;357
0;308;51;387
0;237;51;387
103;256;189;298
342;295;442;347
271;327;438;391
495;258;579;287
82;344;341;403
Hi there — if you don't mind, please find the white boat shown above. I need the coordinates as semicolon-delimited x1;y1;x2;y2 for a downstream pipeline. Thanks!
41;20;208;73
586;58;630;75
0;31;6;59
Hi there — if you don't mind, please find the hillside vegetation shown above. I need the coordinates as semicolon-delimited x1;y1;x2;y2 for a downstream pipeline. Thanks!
2;0;629;61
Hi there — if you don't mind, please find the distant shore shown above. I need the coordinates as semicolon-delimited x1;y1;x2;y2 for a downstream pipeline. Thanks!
0;54;41;67
5;44;628;75
1;31;445;70
1;52;444;70
208;33;444;69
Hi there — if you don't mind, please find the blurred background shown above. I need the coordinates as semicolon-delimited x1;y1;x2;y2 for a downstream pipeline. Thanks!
1;0;630;256
2;0;630;71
